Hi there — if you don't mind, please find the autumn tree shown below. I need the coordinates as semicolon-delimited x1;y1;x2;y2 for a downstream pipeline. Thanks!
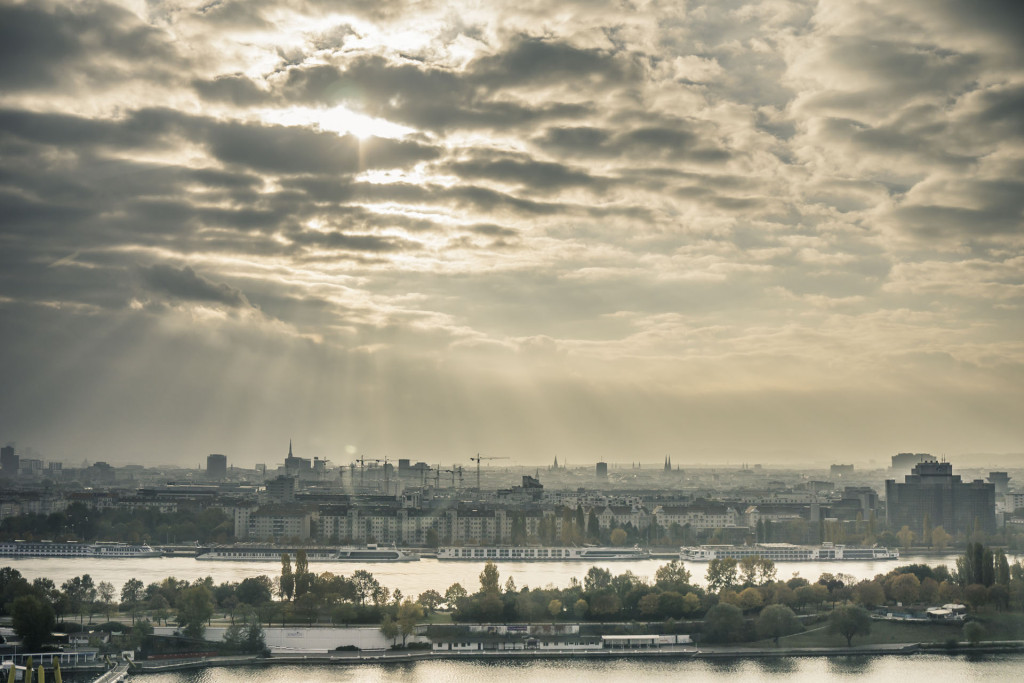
397;600;424;645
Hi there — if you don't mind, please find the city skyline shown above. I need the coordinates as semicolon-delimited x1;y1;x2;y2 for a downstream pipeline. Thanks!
1;1;1022;466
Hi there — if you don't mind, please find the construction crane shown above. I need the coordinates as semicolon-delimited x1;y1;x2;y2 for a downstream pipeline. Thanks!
470;453;509;490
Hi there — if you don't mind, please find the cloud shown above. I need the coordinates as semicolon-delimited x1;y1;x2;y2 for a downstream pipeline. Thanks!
0;0;1021;465
139;264;250;308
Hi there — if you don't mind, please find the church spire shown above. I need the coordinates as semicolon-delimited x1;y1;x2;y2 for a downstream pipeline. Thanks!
288;439;293;457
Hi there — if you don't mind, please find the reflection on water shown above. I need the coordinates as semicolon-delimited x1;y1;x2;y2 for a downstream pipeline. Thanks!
128;655;1024;683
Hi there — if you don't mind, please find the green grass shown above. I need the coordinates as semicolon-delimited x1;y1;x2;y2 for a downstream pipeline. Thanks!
745;620;963;649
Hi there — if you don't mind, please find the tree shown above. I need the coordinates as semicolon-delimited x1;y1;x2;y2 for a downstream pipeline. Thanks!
931;526;951;551
280;553;294;601
704;603;745;643
352;570;380;606
757;604;801;646
638;593;660;618
12;594;56;651
121;578;145;625
61;574;95;624
548;599;563;619
444;583;467;609
380;615;399;646
896;526;915;550
963;621;985;645
584;566;612;592
479;561;500;594
887;573;920;605
829;605;871;647
98;581;115;621
396;599;424;645
738;587;765;613
610;528;628;546
706;558;739;593
655;560;692;591
417;589;444;613
237;576;273;606
294;550;313;598
854;580;885;609
176;585;215;639
573;599;589;619
587;509;601;542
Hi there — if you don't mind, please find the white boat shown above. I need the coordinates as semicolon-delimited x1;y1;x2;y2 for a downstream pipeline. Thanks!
437;546;650;561
196;544;419;562
678;542;899;562
0;540;163;558
196;546;338;561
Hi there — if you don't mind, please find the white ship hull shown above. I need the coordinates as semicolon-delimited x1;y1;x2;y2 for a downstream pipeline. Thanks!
437;546;650;561
0;541;163;558
196;546;419;562
679;543;899;562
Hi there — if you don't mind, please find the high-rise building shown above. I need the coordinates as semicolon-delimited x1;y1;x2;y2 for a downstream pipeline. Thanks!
1;446;18;476
885;461;995;535
891;452;937;471
207;453;227;480
988;472;1010;496
596;462;608;478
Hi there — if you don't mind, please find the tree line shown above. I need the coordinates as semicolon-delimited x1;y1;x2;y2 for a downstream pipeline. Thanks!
2;543;1022;653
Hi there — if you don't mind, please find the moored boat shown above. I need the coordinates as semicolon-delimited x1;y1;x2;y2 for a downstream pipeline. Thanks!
0;540;163;558
437;546;650;561
679;542;899;562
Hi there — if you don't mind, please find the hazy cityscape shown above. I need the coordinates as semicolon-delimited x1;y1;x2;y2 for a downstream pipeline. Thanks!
2;0;1023;680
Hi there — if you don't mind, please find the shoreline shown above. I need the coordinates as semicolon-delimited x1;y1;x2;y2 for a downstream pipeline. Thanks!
122;642;1024;675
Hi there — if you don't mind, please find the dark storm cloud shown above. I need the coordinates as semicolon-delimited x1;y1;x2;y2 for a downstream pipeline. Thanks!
140;264;250;308
535;124;730;162
204;119;439;174
0;1;181;91
443;156;608;193
192;74;275;107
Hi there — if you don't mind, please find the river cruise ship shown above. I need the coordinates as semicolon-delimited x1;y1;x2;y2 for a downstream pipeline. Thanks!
679;543;899;562
0;540;163;558
437;546;651;561
196;544;418;562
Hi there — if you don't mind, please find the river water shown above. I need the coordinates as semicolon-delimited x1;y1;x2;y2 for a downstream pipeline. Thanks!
127;655;1024;682
1;554;968;595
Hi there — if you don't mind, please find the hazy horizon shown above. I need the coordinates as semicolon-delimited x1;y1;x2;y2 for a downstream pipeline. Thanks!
2;1;1022;467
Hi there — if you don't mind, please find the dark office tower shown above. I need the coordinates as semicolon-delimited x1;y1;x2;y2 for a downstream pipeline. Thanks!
1;446;18;476
885;461;995;535
207;453;227;480
596;462;608;478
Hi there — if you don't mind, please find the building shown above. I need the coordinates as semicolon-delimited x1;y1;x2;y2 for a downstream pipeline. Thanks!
830;464;854;478
207;453;227;480
1;446;18;477
265;475;297;503
596;462;608;478
891;452;937;471
885;461;995;535
988;472;1010;496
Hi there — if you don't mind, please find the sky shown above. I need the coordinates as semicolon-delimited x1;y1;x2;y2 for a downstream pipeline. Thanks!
1;0;1022;469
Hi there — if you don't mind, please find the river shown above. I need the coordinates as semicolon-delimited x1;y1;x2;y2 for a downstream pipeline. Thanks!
126;655;1024;682
1;553;971;595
